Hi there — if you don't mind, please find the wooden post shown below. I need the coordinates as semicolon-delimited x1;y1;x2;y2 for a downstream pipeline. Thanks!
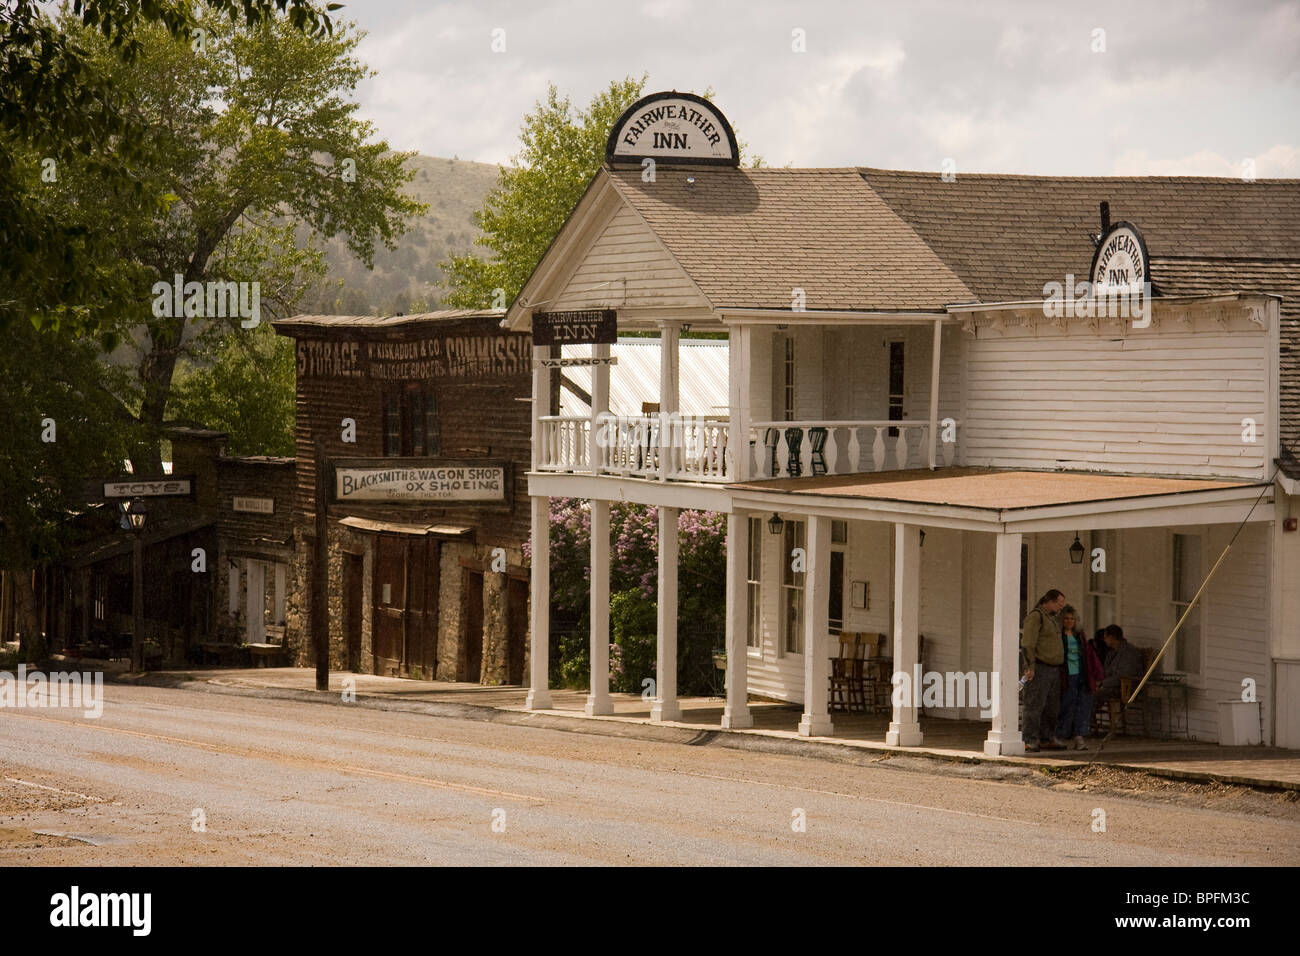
984;532;1024;756
799;515;834;737
131;534;144;672
928;317;942;470
313;440;330;691
651;506;682;721
723;511;753;728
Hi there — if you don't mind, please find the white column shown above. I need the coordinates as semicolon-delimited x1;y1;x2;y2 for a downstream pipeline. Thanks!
659;322;680;479
723;510;753;729
985;532;1025;755
531;344;549;471
651;506;682;721
589;343;610;474
586;499;613;715
928;318;942;470
887;523;923;745
798;515;834;737
728;325;750;481
525;495;553;710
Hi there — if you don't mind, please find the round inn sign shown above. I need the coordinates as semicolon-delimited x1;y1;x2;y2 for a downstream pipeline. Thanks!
1090;220;1150;292
606;91;739;166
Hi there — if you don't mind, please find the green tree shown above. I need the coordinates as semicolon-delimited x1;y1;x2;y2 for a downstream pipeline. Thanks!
169;324;296;456
46;9;423;473
441;77;649;310
0;323;138;657
0;0;338;338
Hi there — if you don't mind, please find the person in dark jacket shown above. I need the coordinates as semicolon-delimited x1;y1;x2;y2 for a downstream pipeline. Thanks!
1094;624;1143;706
1055;606;1103;750
1021;589;1067;752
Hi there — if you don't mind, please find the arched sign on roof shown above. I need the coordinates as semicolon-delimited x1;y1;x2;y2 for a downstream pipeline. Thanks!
1090;221;1150;292
606;91;739;167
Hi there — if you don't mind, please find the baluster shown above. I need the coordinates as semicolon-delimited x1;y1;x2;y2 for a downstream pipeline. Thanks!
847;427;861;474
942;427;957;467
872;427;886;472
776;431;790;478
825;428;839;475
893;427;907;470
798;428;811;477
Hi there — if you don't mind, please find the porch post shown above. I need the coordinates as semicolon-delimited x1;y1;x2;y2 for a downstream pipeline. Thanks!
651;506;682;721
589;342;610;474
928;317;942;470
729;325;750;481
985;531;1025;755
658;321;680;479
798;515;834;737
586;499;613;715
886;523;923;745
525;494;553;710
722;509;753;729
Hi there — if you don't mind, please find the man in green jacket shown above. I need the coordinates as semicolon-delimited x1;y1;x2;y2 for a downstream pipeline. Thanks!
1021;589;1068;752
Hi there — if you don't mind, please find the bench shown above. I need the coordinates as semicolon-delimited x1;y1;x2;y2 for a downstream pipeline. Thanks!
243;643;286;668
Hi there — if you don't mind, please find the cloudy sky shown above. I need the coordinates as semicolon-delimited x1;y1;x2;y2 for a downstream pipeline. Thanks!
347;0;1299;176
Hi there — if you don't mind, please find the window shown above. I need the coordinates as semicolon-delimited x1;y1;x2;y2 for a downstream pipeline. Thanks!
746;517;762;650
1171;533;1203;675
1089;529;1118;639
783;336;795;421
92;574;107;622
829;521;847;633
383;386;440;457
887;341;905;437
781;519;806;655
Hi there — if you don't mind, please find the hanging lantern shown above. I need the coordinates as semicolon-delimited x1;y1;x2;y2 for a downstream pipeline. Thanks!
1069;533;1085;565
767;512;785;536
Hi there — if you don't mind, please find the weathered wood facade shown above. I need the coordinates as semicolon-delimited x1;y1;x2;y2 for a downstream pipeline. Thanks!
272;310;533;682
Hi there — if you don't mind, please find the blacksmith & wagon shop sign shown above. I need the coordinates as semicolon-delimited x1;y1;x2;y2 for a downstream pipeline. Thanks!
331;458;513;508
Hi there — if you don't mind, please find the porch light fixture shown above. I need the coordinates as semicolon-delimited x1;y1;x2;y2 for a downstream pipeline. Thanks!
767;512;784;536
1069;533;1085;565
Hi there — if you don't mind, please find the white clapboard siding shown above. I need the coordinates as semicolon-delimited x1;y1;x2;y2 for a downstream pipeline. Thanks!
1120;525;1270;743
551;205;708;312
916;527;968;716
963;333;1269;478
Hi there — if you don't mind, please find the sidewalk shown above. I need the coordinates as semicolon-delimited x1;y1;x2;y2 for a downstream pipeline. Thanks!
131;666;1300;791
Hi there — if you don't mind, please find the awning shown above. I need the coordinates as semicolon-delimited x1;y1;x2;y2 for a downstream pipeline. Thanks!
727;467;1272;533
337;517;474;539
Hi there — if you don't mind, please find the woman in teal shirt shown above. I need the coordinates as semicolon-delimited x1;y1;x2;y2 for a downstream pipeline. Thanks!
1056;605;1103;750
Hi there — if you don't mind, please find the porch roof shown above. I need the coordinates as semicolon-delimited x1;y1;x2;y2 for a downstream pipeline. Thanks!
727;467;1271;532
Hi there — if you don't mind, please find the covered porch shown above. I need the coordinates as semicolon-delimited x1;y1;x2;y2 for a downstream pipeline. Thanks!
527;466;1275;756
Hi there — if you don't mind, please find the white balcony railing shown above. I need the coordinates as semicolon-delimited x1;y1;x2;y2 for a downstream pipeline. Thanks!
538;414;733;482
748;421;958;479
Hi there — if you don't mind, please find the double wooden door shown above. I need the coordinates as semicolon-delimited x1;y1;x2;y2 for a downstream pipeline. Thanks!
371;534;440;677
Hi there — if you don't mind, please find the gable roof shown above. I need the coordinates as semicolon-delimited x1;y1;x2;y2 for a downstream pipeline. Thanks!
604;166;972;311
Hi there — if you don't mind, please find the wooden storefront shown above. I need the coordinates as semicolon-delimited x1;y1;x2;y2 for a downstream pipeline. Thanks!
273;310;533;683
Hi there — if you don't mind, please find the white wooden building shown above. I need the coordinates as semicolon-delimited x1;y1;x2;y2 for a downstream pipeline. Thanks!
506;92;1300;752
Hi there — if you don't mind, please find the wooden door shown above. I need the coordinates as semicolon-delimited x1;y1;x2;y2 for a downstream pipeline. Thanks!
343;553;363;672
372;536;405;675
406;539;441;678
462;568;484;683
505;575;527;685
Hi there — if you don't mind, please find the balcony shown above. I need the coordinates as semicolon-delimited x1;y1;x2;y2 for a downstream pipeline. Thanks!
747;421;958;479
537;415;960;484
537;413;732;482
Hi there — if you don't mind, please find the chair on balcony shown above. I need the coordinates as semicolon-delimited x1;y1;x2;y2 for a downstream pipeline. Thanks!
808;427;828;476
785;428;804;478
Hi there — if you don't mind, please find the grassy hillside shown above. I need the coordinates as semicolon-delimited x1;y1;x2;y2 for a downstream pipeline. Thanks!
295;154;500;317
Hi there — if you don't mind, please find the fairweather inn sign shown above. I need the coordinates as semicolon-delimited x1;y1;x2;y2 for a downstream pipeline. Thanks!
606;91;739;166
332;459;512;507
